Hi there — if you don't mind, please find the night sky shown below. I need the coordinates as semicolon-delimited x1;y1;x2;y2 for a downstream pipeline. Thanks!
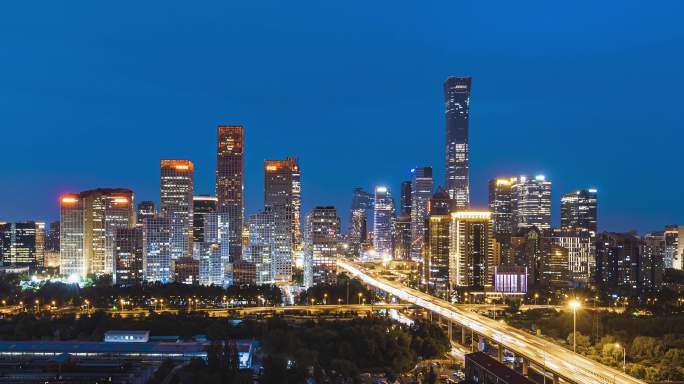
1;1;682;232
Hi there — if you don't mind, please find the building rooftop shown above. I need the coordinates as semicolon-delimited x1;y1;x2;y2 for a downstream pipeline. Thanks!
466;352;534;384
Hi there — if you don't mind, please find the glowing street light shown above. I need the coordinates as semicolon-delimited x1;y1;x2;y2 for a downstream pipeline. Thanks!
569;299;582;353
358;292;363;305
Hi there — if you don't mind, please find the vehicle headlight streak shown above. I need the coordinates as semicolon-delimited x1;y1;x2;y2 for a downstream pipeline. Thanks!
337;260;645;384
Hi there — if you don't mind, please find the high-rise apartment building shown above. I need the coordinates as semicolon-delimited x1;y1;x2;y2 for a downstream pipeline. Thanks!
192;195;217;244
410;167;433;260
113;227;143;286
450;211;494;289
594;232;643;292
303;206;339;287
560;189;598;236
0;221;45;269
488;177;516;237
641;232;665;291
264;157;301;282
373;186;394;260
216;125;244;261
160;160;194;259
136;201;156;224
60;189;135;278
444;76;471;209
550;228;594;282
142;217;172;283
511;175;552;231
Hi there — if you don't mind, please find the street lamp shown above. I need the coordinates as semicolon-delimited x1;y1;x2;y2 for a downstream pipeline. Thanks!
358;293;363;305
615;343;626;372
323;293;328;305
569;300;582;353
534;293;539;306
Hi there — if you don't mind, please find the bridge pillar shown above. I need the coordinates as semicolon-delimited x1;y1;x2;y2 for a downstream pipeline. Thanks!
522;358;529;376
447;321;452;341
497;344;503;362
461;326;467;345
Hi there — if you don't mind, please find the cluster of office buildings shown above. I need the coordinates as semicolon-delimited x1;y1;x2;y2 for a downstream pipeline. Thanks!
1;77;682;300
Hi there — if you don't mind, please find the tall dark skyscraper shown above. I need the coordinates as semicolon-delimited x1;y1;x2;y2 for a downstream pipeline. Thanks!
444;76;471;209
560;189;598;236
348;187;374;256
216;125;244;262
192;195;218;244
400;181;412;216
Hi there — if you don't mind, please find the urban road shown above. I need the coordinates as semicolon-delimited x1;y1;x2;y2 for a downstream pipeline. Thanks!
337;259;645;384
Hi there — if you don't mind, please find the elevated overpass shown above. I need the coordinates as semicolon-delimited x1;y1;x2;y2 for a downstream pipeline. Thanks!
338;259;645;384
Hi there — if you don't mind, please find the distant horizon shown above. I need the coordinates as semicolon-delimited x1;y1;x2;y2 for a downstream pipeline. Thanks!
1;1;682;233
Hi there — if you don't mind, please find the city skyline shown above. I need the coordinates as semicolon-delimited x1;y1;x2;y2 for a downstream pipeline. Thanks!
1;2;683;233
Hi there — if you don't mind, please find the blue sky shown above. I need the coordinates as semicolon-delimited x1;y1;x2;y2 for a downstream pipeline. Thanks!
0;1;682;232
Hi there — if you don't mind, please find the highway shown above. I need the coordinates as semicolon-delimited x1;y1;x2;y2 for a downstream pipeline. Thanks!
338;259;645;384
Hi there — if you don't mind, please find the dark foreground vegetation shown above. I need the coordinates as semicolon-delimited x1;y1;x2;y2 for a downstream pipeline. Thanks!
0;312;450;383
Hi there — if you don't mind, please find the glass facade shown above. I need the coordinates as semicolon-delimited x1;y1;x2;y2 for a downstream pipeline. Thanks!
303;206;339;287
373;186;394;260
143;217;172;283
560;189;598;236
410;167;433;260
160;160;194;260
444;76;471;209
511;175;552;231
216;125;244;262
114;227;143;286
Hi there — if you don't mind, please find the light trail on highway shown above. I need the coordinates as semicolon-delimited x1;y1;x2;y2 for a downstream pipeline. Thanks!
338;260;645;384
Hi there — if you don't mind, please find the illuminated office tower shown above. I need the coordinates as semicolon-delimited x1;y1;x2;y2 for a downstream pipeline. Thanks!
303;206;339;287
0;221;44;269
113;227;143;286
664;225;679;269
641;232;665;291
488;177;516;237
373;186;394;260
444;76;471;209
264;157;301;282
60;195;85;278
192;195;217;243
450;211;494;289
550;229;594;282
393;213;412;261
545;244;570;289
400;181;412;215
424;191;451;297
136;201;156;224
216;125;244;261
560;189;598;236
200;211;230;286
60;189;135;277
160;160;194;259
410;167;433;260
143;217;172;283
348;187;374;256
511;175;552;231
245;209;275;285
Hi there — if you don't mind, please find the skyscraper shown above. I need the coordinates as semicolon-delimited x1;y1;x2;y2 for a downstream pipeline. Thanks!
444;76;471;209
160;160;194;259
450;211;494;289
393;213;412;261
348;187;374;256
136;201;156;224
410;167;433;260
113;227;143;286
245;209;275;285
45;221;60;253
373;186;394;260
400;181;412;216
641;232;665;291
216;125;244;262
488;177;517;237
143;217;172;283
192;195;218;244
664;225;679;269
424;204;451;297
60;189;135;278
511;175;552;231
200;211;230;286
0;221;45;269
560;189;598;235
594;232;642;292
550;229;594;282
675;226;684;270
303;206;339;287
264;157;301;282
